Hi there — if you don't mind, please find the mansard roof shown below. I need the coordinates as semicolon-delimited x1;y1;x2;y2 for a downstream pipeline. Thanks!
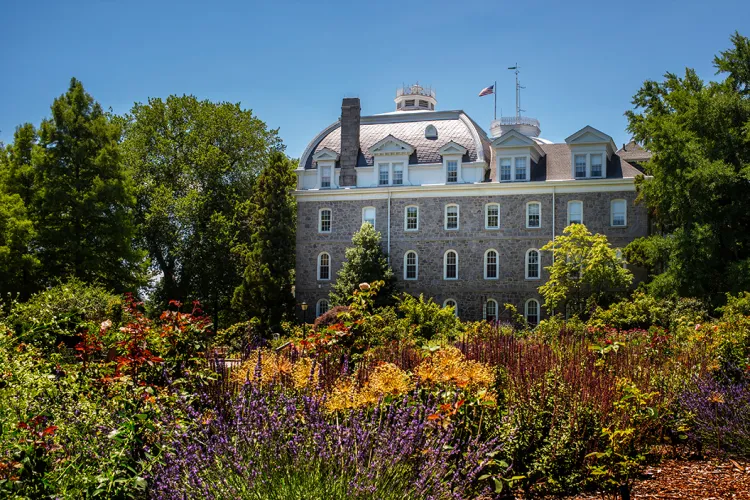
301;110;491;170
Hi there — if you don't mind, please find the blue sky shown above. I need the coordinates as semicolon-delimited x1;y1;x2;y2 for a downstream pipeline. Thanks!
1;0;748;157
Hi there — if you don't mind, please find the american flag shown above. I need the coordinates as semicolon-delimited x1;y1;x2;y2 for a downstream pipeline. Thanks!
478;84;494;97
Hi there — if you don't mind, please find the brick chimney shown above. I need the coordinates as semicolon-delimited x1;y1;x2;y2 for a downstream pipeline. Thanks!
339;98;360;187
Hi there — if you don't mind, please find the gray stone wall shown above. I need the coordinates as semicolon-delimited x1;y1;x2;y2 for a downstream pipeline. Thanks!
295;190;647;321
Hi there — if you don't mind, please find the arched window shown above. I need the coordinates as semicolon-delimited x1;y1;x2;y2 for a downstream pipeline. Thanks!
525;249;540;280
316;299;329;317
484;249;499;279
404;251;418;280
405;205;419;231
444;204;459;230
425;125;438;139
525;299;540;326
317;252;331;281
567;201;583;225
444;250;458;280
483;299;498;322
611;199;627;227
526;201;541;228
319;208;332;233
443;299;457;316
485;203;500;229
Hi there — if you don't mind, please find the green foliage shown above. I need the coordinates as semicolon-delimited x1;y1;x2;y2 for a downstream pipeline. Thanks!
232;152;296;334
539;224;633;317
33;78;146;292
214;318;260;355
0;190;39;301
329;223;395;307
625;32;750;306
121;94;283;328
6;278;122;351
395;294;460;341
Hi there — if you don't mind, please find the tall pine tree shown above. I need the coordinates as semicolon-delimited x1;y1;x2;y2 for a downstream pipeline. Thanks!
232;152;297;333
33;78;145;292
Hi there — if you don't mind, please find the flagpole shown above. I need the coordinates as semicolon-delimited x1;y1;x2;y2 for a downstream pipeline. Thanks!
493;80;497;120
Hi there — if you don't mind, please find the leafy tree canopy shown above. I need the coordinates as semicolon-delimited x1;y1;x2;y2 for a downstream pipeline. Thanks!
539;224;633;316
121;95;283;328
329;223;395;307
232;152;297;334
625;32;750;305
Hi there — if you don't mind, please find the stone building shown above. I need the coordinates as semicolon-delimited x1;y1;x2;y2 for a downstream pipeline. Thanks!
294;84;650;322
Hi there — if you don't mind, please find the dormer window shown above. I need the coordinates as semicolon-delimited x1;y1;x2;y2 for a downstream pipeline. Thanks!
574;155;586;178
446;161;458;183
379;164;389;185
393;163;403;185
565;126;617;180
425;125;438;139
320;166;332;188
497;156;529;182
438;142;467;185
591;154;603;177
515;157;528;181
500;159;511;181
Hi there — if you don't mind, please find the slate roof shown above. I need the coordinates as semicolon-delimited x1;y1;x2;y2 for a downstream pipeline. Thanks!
538;143;643;181
617;140;652;164
302;111;491;170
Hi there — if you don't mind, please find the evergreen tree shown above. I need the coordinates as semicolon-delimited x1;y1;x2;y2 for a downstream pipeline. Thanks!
232;152;297;333
329;223;395;306
33;78;146;292
539;224;632;317
1;123;37;208
625;32;750;305
121;95;282;328
0;190;39;301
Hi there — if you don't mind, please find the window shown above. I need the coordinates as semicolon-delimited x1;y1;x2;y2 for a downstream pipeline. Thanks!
445;204;459;230
446;160;458;183
393;163;403;185
485;249;499;279
425;125;438;139
574;155;587;178
499;158;512;181
526;202;541;228
362;207;376;227
611;199;627;227
485;203;499;229
317;252;331;281
419;99;429;108
316;299;329;317
526;249;540;280
591;154;603;177
515;157;527;181
525;299;540;326
567;201;583;225
405;99;415;107
443;299;458;316
378;164;389;185
405;205;419;231
484;299;498;322
321;166;331;188
616;248;628;269
404;251;418;280
319;209;332;233
444;250;458;280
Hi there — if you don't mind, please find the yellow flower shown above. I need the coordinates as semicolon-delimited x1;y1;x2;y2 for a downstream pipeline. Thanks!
231;349;292;385
415;346;495;392
291;357;320;390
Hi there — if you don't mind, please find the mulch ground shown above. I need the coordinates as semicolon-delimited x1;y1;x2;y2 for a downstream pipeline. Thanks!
572;456;750;499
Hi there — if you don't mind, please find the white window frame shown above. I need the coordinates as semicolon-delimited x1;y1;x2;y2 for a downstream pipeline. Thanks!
403;250;418;280
485;203;500;230
404;205;419;231
316;299;329;317
525;248;541;280
443;249;458;280
497;155;530;182
610;199;627;227
318;208;332;234
362;206;376;228
392;163;404;185
484;248;499;280
378;163;390;185
444;204;459;230
483;299;499;321
443;299;458;316
590;153;604;178
567;200;583;226
317;252;331;281
320;165;332;188
525;299;540;325
526;201;541;229
574;154;587;178
446;159;459;183
571;151;607;179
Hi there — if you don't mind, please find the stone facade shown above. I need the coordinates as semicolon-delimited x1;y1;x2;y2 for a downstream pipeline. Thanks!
295;189;648;321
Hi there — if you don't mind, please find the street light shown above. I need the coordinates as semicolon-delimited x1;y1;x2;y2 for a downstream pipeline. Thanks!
300;302;309;327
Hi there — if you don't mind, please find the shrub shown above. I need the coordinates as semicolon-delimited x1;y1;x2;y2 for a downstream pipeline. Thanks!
312;305;348;331
396;294;460;341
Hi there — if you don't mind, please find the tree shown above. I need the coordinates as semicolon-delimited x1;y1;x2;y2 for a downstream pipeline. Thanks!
32;78;145;292
1;123;37;208
121;95;282;328
625;32;750;305
329;223;395;306
232;152;297;334
0;191;39;301
539;224;633;317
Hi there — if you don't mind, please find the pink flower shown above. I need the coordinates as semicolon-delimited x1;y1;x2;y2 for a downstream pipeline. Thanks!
695;324;701;331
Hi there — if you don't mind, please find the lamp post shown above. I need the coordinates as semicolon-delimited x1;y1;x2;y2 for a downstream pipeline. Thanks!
300;301;309;331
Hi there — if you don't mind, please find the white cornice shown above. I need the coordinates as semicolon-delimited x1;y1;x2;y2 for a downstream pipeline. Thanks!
368;135;415;156
439;141;468;156
294;177;645;201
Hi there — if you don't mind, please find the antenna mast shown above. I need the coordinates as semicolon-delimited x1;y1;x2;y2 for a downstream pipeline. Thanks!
508;63;525;121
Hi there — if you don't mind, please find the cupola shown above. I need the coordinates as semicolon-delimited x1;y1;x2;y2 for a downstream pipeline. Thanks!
395;83;437;111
